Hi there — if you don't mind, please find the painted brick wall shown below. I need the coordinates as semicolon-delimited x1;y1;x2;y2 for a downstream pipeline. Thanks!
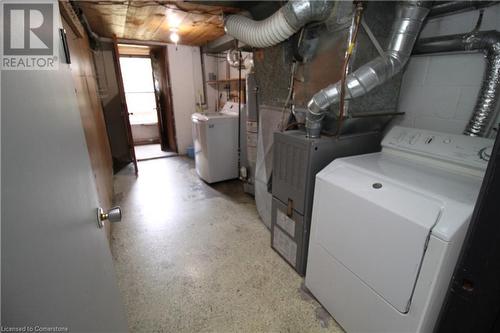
395;4;500;137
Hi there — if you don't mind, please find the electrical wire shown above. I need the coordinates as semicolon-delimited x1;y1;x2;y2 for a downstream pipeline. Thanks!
472;8;485;32
280;27;305;131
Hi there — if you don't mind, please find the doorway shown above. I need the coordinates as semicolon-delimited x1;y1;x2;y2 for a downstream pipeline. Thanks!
119;56;170;160
115;43;178;163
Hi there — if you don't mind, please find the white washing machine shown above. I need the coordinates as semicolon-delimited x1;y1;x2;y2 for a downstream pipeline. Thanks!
192;102;239;183
305;126;493;333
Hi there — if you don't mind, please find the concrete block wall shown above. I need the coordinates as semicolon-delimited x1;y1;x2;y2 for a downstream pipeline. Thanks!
396;4;500;137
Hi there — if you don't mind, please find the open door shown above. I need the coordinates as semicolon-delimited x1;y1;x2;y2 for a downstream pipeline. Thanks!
2;4;127;330
150;46;178;153
112;35;139;174
150;48;168;152
60;7;115;239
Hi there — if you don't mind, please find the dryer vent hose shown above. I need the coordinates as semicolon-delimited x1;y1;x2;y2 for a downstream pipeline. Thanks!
224;0;334;48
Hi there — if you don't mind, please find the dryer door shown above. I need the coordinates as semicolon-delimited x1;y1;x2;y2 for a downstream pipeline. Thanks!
314;165;442;313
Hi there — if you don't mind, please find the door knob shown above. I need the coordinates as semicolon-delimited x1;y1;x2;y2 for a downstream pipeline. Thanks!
96;206;122;228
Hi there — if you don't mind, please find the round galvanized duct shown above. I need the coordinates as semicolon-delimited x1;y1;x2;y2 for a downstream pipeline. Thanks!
305;0;432;138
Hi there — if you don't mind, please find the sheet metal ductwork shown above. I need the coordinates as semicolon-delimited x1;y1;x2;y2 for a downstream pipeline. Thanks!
227;49;241;68
414;31;500;137
306;1;432;138
428;1;498;18
224;0;334;49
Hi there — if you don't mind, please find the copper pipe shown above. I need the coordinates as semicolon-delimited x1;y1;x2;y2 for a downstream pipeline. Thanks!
336;2;364;137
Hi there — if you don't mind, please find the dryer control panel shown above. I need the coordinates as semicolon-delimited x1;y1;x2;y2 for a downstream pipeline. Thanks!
382;126;494;171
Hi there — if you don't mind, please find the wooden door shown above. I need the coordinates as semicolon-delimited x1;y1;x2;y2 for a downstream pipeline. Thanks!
150;46;178;153
112;36;138;174
150;51;168;151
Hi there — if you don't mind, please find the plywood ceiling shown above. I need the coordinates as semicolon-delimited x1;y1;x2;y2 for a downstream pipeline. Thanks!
77;1;241;46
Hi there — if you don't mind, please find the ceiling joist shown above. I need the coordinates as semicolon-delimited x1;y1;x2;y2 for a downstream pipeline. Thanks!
76;1;241;46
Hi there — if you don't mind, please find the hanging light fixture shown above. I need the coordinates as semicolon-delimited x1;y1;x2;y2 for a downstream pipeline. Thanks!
170;30;180;44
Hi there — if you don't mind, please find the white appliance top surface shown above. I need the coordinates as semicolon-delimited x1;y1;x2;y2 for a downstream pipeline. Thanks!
192;111;238;122
382;126;493;171
219;101;240;115
192;101;241;122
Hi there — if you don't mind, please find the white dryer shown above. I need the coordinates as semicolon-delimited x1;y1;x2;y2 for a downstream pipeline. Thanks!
191;102;239;183
305;126;493;333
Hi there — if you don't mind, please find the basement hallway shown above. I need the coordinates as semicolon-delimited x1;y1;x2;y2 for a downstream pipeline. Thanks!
110;157;343;332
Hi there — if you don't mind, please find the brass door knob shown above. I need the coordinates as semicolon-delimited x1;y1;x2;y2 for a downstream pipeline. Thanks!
96;206;122;228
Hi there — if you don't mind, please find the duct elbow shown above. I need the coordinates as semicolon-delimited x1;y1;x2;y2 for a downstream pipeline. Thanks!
305;111;325;138
224;11;297;49
224;0;334;48
305;85;340;138
282;0;335;30
307;88;335;116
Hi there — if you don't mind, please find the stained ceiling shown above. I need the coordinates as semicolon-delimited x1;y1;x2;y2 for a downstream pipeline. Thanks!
76;1;242;46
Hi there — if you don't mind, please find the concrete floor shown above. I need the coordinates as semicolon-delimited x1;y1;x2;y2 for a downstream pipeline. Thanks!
111;156;343;332
134;144;177;161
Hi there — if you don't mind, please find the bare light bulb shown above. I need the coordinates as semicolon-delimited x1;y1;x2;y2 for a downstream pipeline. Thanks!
170;31;180;44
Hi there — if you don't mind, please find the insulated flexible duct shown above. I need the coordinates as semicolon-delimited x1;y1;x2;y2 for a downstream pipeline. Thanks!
414;31;500;137
306;1;432;138
224;0;334;49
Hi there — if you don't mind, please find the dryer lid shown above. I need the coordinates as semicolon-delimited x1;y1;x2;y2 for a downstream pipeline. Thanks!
314;165;442;313
191;112;237;122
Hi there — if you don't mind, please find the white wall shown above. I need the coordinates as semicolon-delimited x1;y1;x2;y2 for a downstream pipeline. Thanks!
203;54;219;112
168;48;251;151
396;4;500;137
203;51;251;111
167;45;204;154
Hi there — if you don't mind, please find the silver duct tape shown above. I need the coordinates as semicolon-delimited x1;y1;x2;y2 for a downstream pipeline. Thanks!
282;0;335;30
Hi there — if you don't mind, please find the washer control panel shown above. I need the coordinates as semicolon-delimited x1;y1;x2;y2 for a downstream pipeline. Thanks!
383;126;494;170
